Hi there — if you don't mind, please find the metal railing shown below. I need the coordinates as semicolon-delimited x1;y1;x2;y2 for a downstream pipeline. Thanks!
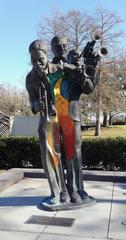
0;111;10;136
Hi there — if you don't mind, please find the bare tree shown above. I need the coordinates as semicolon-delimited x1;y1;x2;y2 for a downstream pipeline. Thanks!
0;83;31;116
91;7;123;135
65;10;93;50
38;7;125;134
87;57;126;128
38;8;67;58
38;8;67;41
38;8;93;54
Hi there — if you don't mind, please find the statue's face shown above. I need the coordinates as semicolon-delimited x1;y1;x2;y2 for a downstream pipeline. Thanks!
52;39;67;58
31;50;48;76
68;50;80;67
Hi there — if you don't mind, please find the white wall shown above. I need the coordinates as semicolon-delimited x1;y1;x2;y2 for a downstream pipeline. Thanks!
11;116;39;136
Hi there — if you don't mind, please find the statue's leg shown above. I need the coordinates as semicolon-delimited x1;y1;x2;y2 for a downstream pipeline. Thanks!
38;118;60;201
59;117;82;203
47;120;70;203
73;120;86;199
69;120;96;204
54;96;90;203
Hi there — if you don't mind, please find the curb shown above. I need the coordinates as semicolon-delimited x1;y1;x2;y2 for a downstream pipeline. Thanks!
0;169;23;193
0;168;126;193
9;168;126;182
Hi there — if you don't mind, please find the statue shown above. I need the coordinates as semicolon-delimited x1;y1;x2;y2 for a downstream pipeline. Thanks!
50;36;100;205
51;35;68;64
26;40;70;208
26;34;104;210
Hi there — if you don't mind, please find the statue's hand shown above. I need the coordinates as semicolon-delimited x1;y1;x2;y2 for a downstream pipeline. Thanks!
39;101;45;111
31;101;45;114
63;63;76;70
73;67;85;84
57;62;76;71
50;104;56;118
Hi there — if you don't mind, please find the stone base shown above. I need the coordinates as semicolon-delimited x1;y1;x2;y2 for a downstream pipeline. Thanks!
40;196;97;211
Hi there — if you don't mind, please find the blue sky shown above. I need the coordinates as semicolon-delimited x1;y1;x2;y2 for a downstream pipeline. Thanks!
0;0;126;89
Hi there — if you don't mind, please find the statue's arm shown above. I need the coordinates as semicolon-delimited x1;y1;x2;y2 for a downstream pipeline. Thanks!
78;68;99;94
26;73;40;114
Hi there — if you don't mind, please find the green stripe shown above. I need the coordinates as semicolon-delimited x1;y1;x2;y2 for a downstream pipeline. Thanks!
48;70;64;102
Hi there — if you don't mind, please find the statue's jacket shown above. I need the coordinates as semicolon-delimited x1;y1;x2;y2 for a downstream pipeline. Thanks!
26;64;98;160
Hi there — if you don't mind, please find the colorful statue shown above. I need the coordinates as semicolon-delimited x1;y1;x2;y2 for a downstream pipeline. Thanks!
50;36;99;204
26;40;70;207
26;34;103;210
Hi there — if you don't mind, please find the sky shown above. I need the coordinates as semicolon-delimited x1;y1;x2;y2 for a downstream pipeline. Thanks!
0;0;126;89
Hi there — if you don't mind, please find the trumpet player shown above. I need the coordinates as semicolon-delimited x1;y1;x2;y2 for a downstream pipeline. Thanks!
50;35;101;204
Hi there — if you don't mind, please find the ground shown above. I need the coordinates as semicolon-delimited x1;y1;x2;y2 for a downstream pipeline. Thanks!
82;125;126;139
0;170;6;174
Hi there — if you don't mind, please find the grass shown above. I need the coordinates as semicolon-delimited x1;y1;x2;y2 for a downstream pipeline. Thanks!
82;125;126;139
0;170;6;174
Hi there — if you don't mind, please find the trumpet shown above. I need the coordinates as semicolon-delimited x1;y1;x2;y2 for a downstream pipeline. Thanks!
83;65;96;78
80;31;107;68
91;31;102;41
92;31;108;57
98;46;108;57
80;31;101;59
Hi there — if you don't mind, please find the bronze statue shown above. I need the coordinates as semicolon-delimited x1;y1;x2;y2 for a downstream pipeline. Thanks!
51;35;67;64
26;40;70;207
50;36;99;204
26;34;103;210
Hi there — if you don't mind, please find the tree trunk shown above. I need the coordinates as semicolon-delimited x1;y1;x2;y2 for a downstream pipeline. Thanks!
95;62;101;136
103;111;108;127
109;113;113;126
95;110;101;136
95;91;101;136
125;113;126;125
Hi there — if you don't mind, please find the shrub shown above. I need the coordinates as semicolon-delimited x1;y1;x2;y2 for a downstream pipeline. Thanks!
82;137;126;170
0;136;126;170
0;137;41;169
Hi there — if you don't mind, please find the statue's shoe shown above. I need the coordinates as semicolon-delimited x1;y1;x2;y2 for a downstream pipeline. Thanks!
82;194;96;206
41;193;96;211
41;195;69;211
70;192;83;204
44;196;61;206
60;191;70;203
78;190;96;205
78;190;88;199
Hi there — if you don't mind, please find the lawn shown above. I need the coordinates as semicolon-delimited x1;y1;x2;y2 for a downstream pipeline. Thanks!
0;170;6;174
82;125;126;139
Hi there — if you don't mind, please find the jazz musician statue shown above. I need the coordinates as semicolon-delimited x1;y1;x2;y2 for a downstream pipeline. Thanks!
26;40;70;209
26;34;105;210
50;35;101;204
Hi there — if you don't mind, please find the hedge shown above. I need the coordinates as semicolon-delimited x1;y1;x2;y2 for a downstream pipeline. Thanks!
0;137;41;169
82;137;126;170
0;137;126;170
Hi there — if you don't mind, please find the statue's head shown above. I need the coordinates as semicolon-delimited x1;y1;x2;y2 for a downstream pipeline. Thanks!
67;49;80;67
51;35;67;58
29;40;48;76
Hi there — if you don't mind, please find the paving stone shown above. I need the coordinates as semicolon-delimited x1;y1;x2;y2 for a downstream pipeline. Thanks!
0;170;23;193
0;230;39;240
38;232;106;240
0;178;54;233
108;182;126;240
44;213;109;238
0;176;125;240
43;181;113;239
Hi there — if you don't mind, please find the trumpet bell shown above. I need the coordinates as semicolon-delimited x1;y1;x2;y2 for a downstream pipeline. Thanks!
92;31;102;41
98;47;108;57
85;65;95;77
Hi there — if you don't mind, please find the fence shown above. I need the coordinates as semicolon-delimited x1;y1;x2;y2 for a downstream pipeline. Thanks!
0;111;10;137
